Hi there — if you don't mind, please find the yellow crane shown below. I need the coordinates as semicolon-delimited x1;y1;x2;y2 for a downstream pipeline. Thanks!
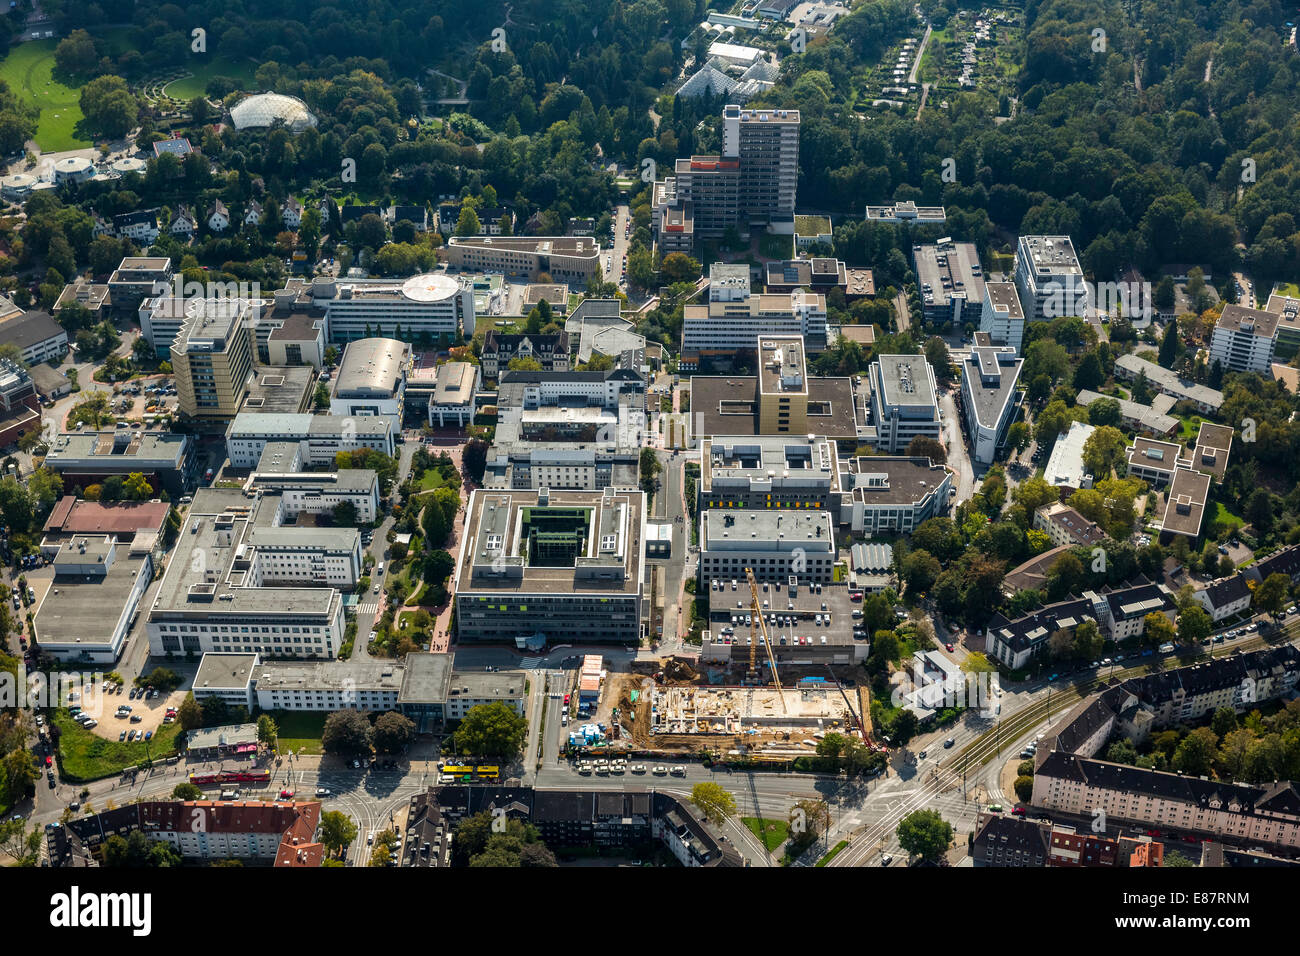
745;568;787;712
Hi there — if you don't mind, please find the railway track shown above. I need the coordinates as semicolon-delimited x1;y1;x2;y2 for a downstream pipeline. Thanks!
831;624;1298;866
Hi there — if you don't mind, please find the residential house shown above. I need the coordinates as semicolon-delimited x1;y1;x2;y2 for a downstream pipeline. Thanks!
208;199;230;233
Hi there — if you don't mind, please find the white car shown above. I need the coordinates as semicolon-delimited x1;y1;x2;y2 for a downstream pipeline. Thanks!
652;765;668;775
631;764;647;774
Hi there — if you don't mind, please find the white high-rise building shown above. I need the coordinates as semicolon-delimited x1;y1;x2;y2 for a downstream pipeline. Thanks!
1013;236;1087;321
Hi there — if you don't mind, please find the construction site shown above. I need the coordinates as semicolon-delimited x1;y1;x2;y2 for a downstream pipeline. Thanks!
575;569;881;761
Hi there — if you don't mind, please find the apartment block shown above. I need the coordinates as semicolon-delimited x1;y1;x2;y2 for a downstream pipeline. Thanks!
1209;303;1279;374
170;299;258;420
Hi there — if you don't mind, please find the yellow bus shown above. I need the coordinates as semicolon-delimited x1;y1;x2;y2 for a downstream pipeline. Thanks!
442;765;474;780
475;766;500;780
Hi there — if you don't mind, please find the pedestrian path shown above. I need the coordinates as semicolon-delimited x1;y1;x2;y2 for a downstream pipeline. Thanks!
520;657;545;668
355;602;379;616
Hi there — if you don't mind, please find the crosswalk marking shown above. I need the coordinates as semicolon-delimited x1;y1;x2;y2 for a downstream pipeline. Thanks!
520;657;544;668
355;603;379;616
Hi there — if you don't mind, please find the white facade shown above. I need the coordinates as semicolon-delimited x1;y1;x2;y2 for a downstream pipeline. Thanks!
225;413;394;468
681;291;827;356
960;346;1023;466
1013;235;1087;321
1208;304;1278;374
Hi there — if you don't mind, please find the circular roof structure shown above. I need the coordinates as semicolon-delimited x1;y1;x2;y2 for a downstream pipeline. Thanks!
0;173;36;189
402;273;461;303
229;93;318;133
54;156;93;174
112;157;147;174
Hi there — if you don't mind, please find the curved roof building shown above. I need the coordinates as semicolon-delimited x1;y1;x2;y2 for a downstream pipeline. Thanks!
230;93;318;133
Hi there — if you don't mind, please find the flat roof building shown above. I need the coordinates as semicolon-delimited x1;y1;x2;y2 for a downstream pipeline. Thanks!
32;534;153;663
146;489;355;659
225;412;393;468
170;298;259;420
1014;235;1086;321
44;428;196;497
838;455;953;535
699;508;835;585
698;434;840;511
960;346;1023;465
865;200;946;224
1043;421;1096;493
271;274;475;345
445;236;602;287
913;240;985;325
453;487;646;645
762;257;852;296
1209;304;1278;374
979;281;1025;354
680;292;827;369
865;353;942;453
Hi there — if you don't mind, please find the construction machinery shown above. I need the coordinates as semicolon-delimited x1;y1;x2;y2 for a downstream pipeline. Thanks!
745;568;787;712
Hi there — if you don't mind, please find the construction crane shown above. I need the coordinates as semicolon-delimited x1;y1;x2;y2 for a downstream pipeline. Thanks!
745;568;787;712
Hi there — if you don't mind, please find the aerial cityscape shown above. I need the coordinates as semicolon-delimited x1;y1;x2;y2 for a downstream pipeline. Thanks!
0;0;1296;913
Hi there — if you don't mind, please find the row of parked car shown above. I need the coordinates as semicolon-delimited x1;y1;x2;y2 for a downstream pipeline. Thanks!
575;759;686;777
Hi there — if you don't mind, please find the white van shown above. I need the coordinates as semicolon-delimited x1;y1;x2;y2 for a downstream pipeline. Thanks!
376;563;384;576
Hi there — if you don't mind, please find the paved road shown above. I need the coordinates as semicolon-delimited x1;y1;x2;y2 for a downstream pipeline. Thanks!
608;203;630;287
939;390;975;501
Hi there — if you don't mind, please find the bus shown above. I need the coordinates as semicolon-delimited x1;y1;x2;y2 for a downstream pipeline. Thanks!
442;765;474;781
475;766;500;781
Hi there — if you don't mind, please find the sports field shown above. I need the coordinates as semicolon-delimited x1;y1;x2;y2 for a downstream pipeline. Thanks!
0;39;89;152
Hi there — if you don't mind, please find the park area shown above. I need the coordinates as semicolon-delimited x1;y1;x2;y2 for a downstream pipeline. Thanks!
53;709;183;782
0;39;88;152
158;56;257;101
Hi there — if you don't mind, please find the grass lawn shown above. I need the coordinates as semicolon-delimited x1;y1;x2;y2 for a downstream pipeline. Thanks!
758;231;792;259
162;56;258;100
1212;501;1245;531
415;468;454;493
816;840;849;866
269;711;327;755
1178;414;1204;441
1276;282;1300;298
742;816;789;852
0;40;90;152
54;710;183;782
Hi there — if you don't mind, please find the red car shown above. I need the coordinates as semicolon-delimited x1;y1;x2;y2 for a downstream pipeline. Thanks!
945;643;954;652
1011;807;1027;816
45;756;52;767
563;694;570;706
